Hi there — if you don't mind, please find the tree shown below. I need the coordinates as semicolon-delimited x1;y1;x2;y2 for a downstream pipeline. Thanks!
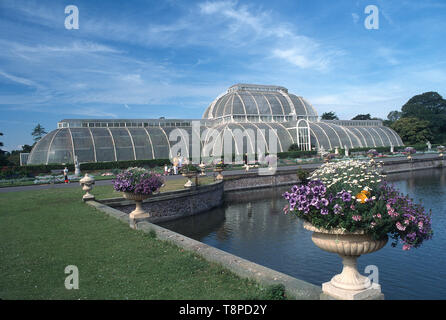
0;132;10;166
383;110;402;127
32;124;47;142
390;117;433;145
387;110;402;122
351;114;372;120
400;92;446;143
21;144;33;153
7;145;34;166
321;112;339;120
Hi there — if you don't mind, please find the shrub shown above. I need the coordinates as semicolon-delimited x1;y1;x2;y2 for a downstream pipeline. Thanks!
277;150;317;159
180;164;199;174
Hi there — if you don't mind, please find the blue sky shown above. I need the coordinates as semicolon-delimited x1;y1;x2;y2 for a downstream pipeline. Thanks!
1;0;446;151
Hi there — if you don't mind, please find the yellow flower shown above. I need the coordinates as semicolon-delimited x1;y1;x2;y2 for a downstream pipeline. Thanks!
361;189;371;197
355;190;370;204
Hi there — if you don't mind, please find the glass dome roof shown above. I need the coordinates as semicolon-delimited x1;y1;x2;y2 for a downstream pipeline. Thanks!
203;84;318;120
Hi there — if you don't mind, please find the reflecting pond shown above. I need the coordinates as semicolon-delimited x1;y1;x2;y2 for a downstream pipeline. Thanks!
158;168;446;299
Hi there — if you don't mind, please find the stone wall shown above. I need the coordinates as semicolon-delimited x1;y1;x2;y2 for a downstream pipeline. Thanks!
223;170;301;192
102;181;224;223
380;157;445;174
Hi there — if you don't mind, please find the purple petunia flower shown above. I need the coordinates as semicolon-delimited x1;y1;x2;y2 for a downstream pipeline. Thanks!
342;192;352;202
333;204;342;214
320;198;329;207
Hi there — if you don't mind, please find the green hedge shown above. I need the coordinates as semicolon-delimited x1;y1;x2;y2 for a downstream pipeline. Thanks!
79;159;171;171
1;164;75;179
277;150;317;159
2;159;172;177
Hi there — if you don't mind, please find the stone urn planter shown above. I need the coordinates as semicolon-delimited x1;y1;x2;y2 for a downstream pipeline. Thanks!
122;192;150;219
182;172;197;188
79;174;95;201
303;221;388;300
198;163;206;176
214;168;224;180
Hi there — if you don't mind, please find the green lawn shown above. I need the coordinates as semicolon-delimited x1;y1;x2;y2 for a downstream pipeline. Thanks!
0;184;283;300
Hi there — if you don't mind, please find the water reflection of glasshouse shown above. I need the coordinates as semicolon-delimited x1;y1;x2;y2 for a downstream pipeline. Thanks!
28;84;404;164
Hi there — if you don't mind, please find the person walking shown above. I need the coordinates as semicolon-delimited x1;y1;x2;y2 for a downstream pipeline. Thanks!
172;156;179;175
178;154;183;171
63;167;69;183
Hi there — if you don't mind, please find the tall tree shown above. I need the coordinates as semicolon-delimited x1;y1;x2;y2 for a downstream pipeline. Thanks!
387;110;402;122
32;124;47;142
391;117;433;145
400;92;446;143
321;112;339;120
383;110;402;127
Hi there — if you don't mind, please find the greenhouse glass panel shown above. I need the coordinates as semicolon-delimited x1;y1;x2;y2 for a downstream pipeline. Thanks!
368;127;386;147
28;130;57;164
109;128;135;161
146;128;170;159
309;123;333;150
274;94;291;115
348;127;371;147
288;95;309;116
231;94;245;116
70;128;95;163
163;127;192;159
90;128;116;162
253;93;271;115
47;129;73;164
352;127;377;147
315;122;344;148
128;128;153;160
240;93;258;116
373;127;392;146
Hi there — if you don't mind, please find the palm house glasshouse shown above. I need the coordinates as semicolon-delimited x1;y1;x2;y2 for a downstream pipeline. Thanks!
27;84;404;165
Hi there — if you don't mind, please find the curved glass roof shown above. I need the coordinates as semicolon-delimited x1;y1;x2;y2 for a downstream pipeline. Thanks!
203;84;318;120
305;122;403;150
201;122;295;157
28;127;194;164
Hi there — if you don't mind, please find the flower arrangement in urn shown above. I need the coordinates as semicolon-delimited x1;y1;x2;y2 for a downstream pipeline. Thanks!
113;167;164;219
180;164;199;187
213;160;226;180
214;159;227;169
367;149;379;158
404;147;416;159
283;160;433;299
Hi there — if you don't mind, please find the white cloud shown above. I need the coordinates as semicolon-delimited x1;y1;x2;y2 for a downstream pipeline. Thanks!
0;70;41;88
376;47;400;65
199;1;337;71
11;41;121;54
